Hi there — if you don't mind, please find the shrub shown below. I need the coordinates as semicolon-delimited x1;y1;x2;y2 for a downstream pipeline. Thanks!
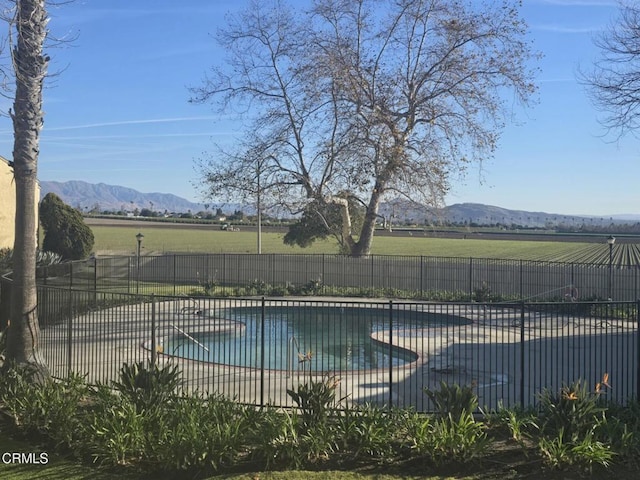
424;381;478;420
536;375;617;472
36;250;63;266
40;193;94;260
485;402;539;446
408;411;488;465
83;384;147;466
286;374;343;431
538;378;607;439
256;408;305;469
538;427;613;472
149;393;259;473
3;361;639;476
256;407;339;469
111;361;182;415
472;282;493;302
0;366;88;452
335;403;406;461
247;278;271;295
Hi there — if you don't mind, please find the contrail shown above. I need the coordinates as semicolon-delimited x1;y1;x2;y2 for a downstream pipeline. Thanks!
43;116;223;132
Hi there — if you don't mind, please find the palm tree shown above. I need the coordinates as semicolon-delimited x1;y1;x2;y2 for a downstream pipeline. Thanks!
6;0;50;377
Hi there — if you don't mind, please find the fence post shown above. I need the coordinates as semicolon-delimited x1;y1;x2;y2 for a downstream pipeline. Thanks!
388;300;393;409
151;294;157;366
571;263;575;291
370;254;375;290
260;296;266;408
173;254;177;296
468;258;473;300
519;260;523;300
223;254;227;288
269;253;274;287
520;300;526;409
67;294;73;378
420;256;424;298
322;254;326;295
67;284;73;378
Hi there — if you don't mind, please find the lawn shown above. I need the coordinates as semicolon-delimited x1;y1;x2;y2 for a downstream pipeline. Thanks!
90;224;617;263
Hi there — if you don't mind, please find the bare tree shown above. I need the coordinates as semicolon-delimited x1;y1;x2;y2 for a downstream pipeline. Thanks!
193;0;538;256
5;0;49;374
582;2;640;138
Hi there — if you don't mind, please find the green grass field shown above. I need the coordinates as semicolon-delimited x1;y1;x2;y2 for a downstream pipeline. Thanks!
89;224;639;264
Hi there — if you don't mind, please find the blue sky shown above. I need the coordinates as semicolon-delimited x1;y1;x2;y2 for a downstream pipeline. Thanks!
0;0;637;216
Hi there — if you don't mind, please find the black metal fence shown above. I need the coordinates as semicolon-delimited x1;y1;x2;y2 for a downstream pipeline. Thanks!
40;253;640;301
37;286;640;412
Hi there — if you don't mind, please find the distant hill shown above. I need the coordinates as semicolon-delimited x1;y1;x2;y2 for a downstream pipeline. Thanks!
378;201;633;228
38;180;637;227
39;180;206;214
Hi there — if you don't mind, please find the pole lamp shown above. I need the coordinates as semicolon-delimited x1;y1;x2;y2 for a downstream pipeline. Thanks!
607;235;615;300
136;232;144;294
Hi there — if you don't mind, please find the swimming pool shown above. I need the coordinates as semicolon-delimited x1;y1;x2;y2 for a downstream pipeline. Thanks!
165;305;471;372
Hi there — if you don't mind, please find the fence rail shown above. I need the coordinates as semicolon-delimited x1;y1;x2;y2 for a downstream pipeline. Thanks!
39;253;640;301
35;286;640;412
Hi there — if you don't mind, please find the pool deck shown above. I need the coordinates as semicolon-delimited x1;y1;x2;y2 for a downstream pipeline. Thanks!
39;297;638;410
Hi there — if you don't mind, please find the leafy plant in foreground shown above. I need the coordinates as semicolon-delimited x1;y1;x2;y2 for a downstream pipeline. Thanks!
0;366;88;451
486;402;539;447
149;393;258;473
111;361;182;415
408;411;488;465
287;374;344;430
538;426;613;473
424;381;478;420
538;376;609;438
537;374;616;472
83;384;146;466
335;403;405;461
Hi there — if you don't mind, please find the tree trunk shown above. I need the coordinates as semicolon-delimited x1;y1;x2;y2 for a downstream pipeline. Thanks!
351;181;386;258
6;0;49;377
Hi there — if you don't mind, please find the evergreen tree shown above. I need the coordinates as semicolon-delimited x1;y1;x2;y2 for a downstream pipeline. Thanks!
40;193;94;260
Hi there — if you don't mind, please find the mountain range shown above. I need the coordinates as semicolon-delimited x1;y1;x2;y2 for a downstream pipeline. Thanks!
39;179;638;228
40;180;206;214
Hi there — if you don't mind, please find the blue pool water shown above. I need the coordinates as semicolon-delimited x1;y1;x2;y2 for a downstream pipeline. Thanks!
166;305;470;372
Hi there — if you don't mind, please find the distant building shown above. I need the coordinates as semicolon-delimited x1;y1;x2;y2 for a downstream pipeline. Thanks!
0;155;40;250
